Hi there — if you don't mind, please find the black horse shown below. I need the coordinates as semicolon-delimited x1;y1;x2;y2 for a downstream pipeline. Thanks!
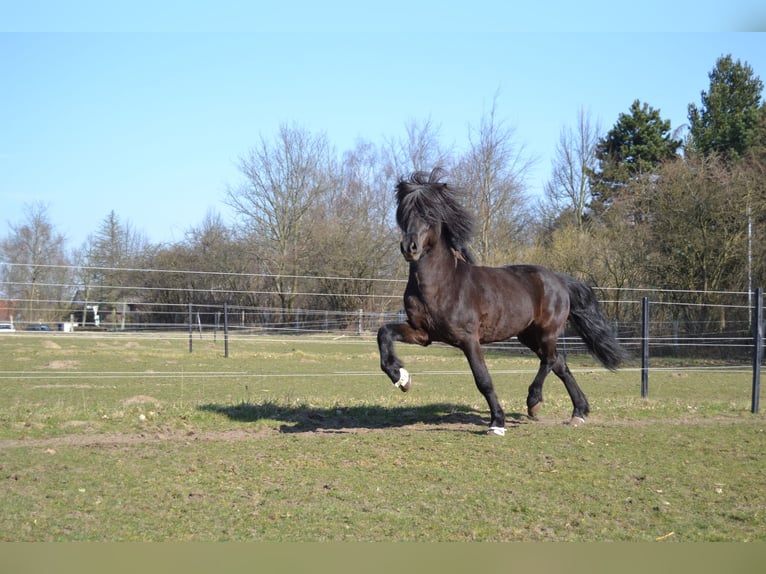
377;168;627;435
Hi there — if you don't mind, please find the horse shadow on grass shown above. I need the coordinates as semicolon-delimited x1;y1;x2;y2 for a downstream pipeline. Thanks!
198;401;529;434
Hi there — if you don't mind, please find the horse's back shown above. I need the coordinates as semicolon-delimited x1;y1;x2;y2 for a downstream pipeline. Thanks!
456;263;564;343
498;264;568;293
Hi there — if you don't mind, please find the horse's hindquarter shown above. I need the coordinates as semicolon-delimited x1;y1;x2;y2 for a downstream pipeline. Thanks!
502;265;571;328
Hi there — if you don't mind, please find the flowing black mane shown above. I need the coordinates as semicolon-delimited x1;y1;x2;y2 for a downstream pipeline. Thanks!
395;168;477;264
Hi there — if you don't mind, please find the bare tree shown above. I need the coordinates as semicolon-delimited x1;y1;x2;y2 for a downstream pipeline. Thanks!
133;210;257;326
543;107;601;230
226;124;332;312
453;94;534;264
336;138;391;229
383;117;452;182
309;140;403;312
0;202;71;324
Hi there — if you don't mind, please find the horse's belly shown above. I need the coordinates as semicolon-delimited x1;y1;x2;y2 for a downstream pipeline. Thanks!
478;320;530;344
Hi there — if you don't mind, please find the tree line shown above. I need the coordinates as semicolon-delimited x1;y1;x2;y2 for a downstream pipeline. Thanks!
2;54;765;335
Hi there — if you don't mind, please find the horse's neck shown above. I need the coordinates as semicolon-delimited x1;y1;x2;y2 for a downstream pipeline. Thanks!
408;240;457;293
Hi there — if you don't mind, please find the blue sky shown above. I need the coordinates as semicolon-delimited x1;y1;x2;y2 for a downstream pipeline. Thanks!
2;3;766;249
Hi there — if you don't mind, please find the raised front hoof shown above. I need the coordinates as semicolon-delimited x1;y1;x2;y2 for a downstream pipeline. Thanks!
487;426;506;436
527;402;542;420
567;416;586;427
394;368;411;393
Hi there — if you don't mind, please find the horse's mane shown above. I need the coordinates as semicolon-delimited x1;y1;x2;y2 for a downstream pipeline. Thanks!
395;167;477;264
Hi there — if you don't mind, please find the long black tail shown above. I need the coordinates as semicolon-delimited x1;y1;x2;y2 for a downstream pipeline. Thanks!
559;273;628;370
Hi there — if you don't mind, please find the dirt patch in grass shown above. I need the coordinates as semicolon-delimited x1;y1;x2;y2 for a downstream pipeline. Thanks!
41;360;80;369
120;395;162;405
0;415;752;452
0;427;273;450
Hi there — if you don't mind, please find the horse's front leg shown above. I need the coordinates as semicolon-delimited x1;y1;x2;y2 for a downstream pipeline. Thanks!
461;339;506;436
377;322;430;392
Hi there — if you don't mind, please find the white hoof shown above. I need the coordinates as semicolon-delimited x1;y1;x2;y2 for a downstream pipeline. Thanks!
488;426;506;436
569;416;586;427
394;368;411;392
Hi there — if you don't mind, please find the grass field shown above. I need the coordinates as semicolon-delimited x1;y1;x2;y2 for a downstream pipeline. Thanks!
0;331;763;541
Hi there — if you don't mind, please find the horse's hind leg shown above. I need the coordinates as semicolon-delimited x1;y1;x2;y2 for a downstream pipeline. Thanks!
550;354;590;425
519;329;588;424
525;360;552;420
518;330;551;419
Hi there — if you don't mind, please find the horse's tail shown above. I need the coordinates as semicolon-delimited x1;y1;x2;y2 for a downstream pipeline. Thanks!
560;273;628;370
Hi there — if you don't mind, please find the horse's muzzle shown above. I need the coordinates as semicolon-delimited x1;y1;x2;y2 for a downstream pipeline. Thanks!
400;239;421;262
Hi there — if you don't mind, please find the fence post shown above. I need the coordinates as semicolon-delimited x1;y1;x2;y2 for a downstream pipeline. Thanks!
224;302;229;359
188;302;193;353
753;288;763;414
641;296;649;399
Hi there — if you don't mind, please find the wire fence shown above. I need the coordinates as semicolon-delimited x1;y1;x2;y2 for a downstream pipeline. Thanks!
1;265;763;413
2;264;764;365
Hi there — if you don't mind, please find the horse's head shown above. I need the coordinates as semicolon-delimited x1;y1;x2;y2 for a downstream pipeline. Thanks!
399;208;439;262
395;168;476;264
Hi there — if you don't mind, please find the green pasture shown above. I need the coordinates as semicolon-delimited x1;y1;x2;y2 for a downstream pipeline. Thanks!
0;332;763;541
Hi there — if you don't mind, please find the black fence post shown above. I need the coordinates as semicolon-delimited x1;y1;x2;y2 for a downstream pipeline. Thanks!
753;288;763;414
641;296;649;399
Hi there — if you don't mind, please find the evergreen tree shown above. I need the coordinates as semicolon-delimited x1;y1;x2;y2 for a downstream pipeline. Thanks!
81;210;149;314
687;54;764;160
589;99;681;216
